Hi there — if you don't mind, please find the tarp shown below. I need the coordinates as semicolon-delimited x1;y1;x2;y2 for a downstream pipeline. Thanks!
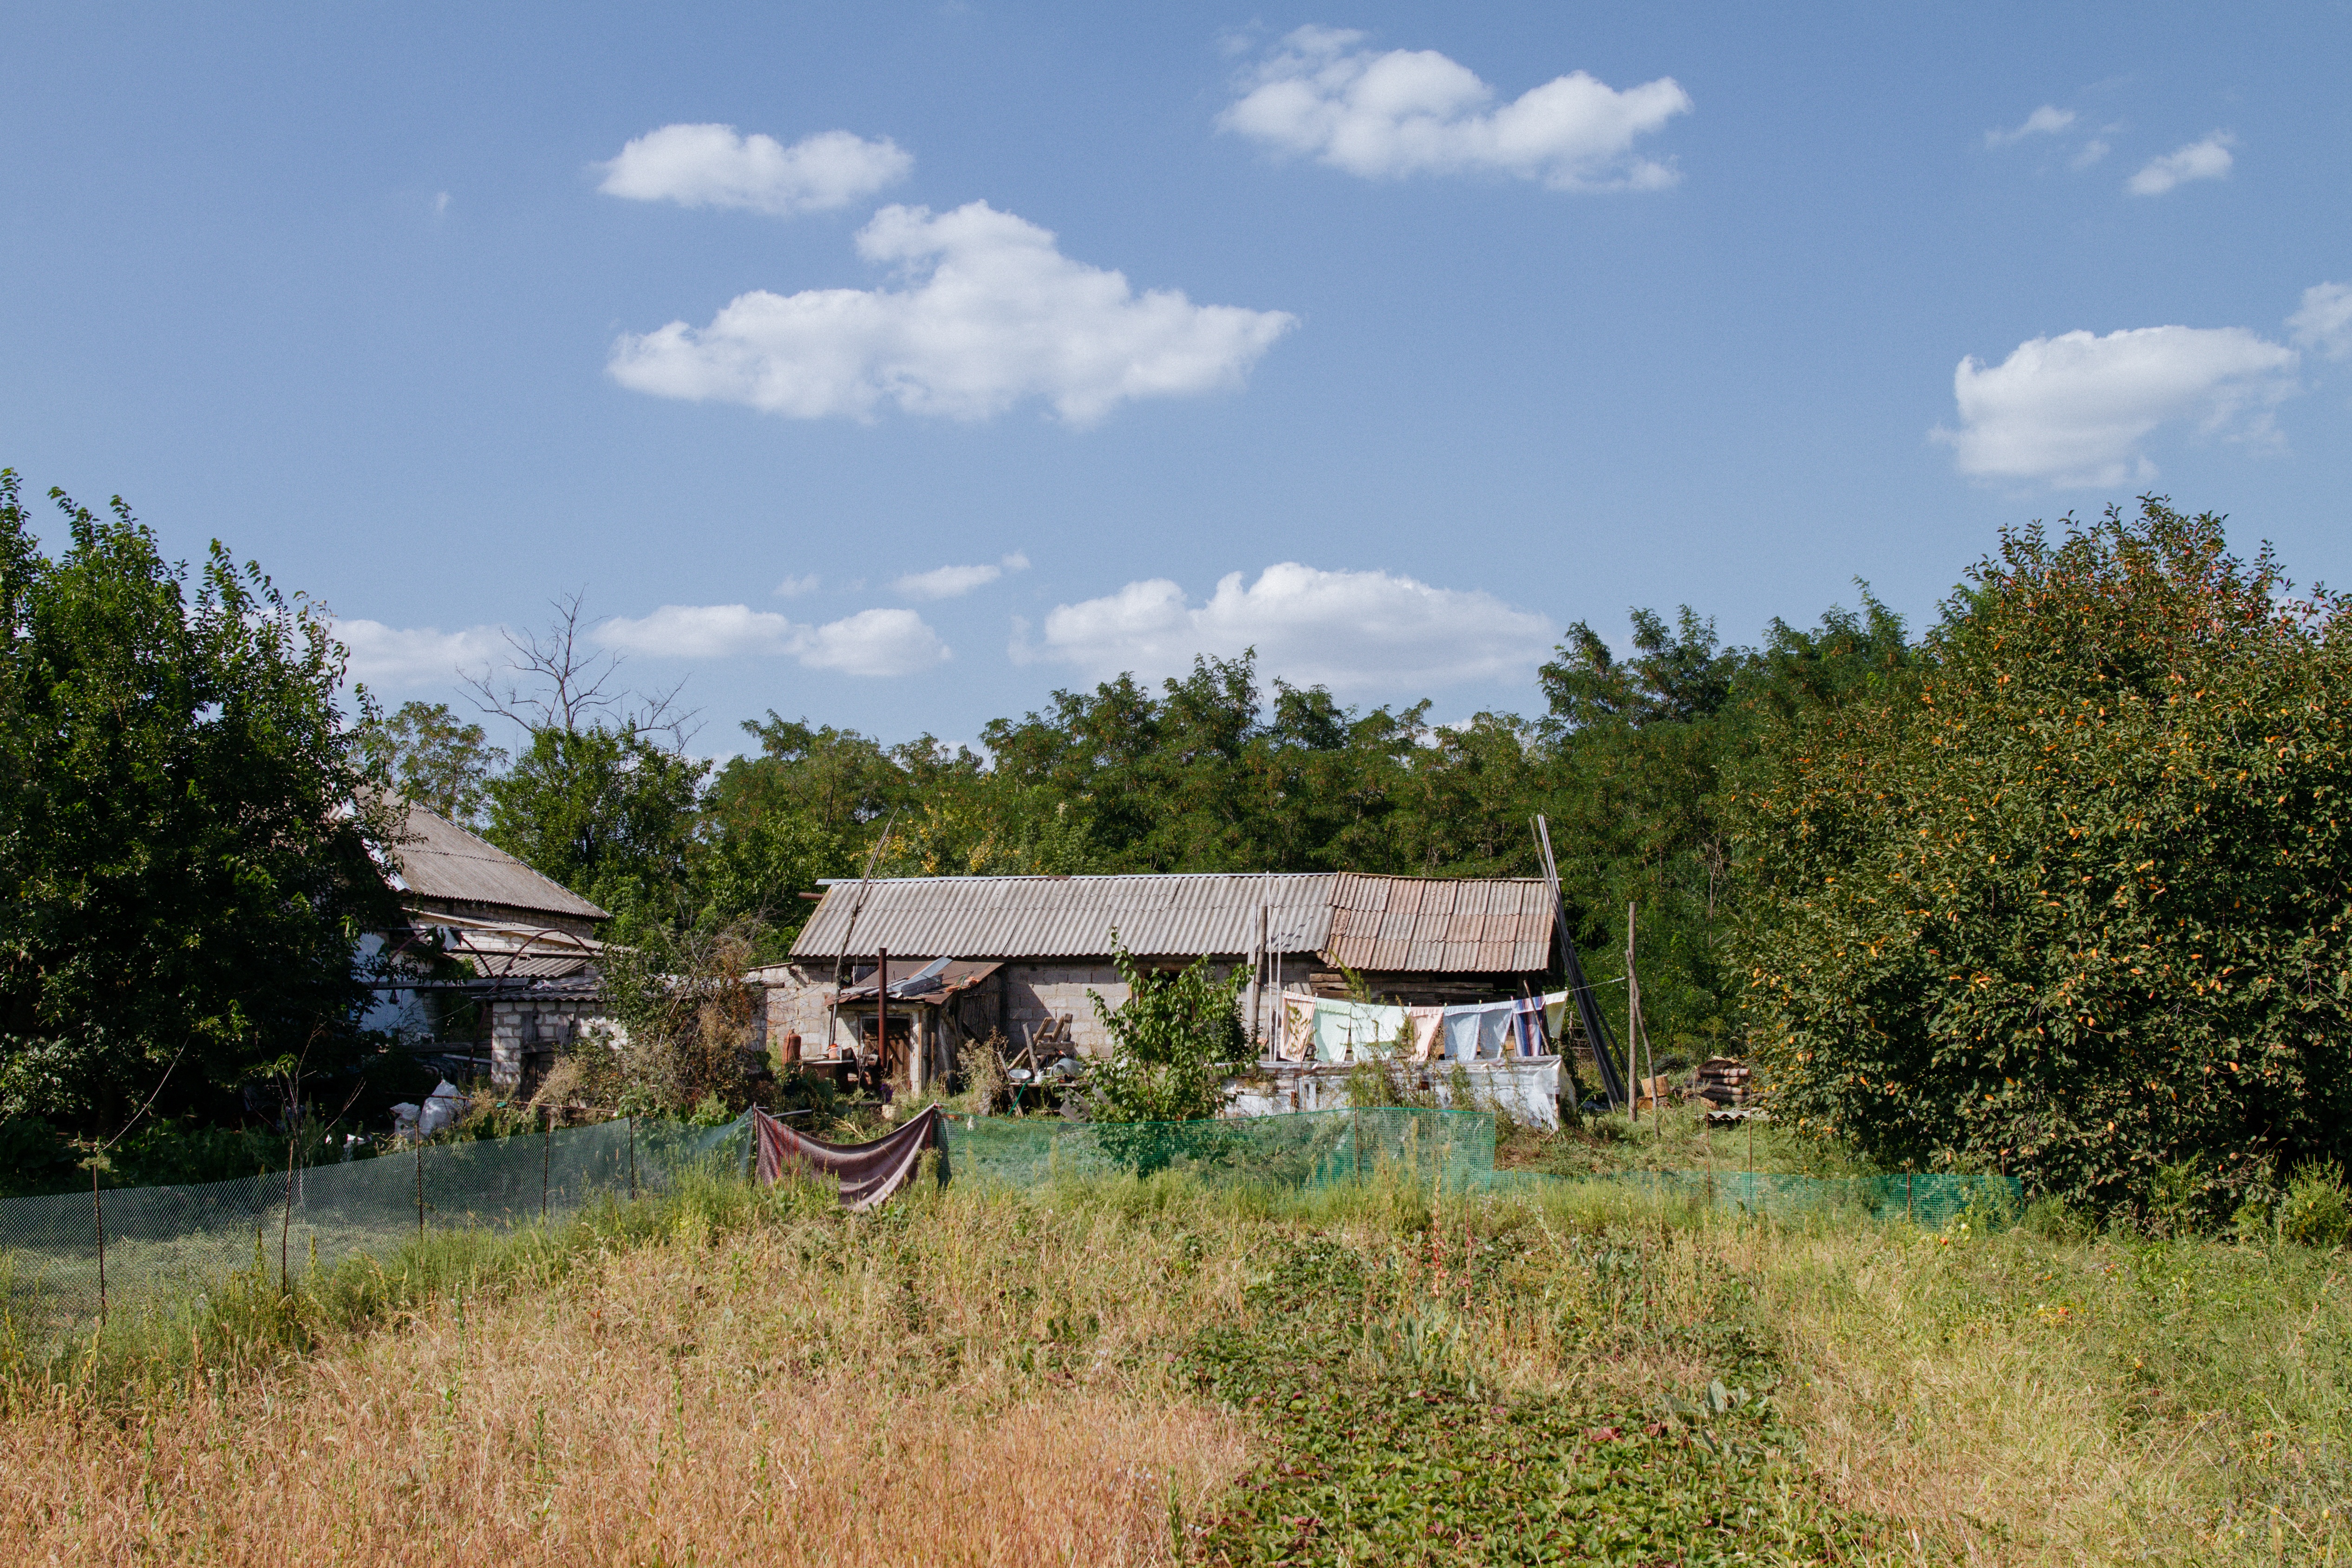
754;1105;947;1210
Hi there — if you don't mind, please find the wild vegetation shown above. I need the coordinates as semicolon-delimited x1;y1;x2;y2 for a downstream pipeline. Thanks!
6;471;2349;1221
4;1156;2345;1565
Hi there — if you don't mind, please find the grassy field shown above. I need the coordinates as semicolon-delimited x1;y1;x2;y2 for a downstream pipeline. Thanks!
2;1148;2346;1566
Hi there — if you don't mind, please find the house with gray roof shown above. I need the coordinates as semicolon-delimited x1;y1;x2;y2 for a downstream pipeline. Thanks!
362;802;615;1087
754;871;1577;1114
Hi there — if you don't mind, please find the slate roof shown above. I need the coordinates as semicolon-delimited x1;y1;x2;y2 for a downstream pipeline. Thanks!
787;873;1555;973
380;804;610;925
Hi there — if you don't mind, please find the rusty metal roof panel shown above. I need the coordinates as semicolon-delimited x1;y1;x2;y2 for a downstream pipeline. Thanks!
789;874;1336;961
1323;873;1555;973
382;804;609;924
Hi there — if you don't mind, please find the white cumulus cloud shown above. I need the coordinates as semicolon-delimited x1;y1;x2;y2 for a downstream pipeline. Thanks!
895;552;1030;601
2126;133;2234;196
1013;563;1555;695
795;608;950;676
596;124;911;216
1219;26;1690;190
335;620;505;692
1934;324;2299;487
2289;281;2352;360
608;202;1295;425
772;573;821;597
594;603;947;676
1985;105;2075;148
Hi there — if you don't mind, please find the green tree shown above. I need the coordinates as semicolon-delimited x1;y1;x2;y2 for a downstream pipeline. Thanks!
1088;936;1248;1123
0;473;397;1130
691;810;842;961
482;725;707;936
1733;499;2352;1215
363;699;505;826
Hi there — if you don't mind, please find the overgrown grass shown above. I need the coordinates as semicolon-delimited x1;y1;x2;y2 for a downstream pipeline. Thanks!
2;1161;2344;1565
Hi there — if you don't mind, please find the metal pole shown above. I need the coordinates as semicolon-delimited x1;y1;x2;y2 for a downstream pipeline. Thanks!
92;1162;106;1326
541;1104;553;1222
877;945;889;1094
627;1113;637;1200
415;1126;425;1239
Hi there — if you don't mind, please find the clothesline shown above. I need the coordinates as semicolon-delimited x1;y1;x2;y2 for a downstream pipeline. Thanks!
1274;993;1563;1065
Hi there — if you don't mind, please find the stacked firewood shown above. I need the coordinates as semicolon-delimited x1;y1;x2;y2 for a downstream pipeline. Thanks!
1691;1057;1754;1109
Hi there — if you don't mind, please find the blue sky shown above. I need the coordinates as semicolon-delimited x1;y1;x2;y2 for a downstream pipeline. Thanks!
6;2;2349;752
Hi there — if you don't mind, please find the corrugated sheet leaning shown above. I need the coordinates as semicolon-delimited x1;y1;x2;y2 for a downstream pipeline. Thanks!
1278;993;1565;1064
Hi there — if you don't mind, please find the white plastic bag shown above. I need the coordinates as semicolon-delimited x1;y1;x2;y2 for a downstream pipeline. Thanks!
417;1079;466;1138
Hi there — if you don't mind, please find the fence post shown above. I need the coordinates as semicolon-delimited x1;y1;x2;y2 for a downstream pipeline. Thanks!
415;1130;425;1238
281;1130;297;1294
1906;1169;1914;1226
627;1113;637;1200
542;1105;553;1223
91;1163;107;1326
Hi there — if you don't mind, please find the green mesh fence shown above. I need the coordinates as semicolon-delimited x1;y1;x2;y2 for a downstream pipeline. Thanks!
4;1104;2022;1355
941;1110;2020;1229
0;1115;750;1352
946;1107;1498;1193
1600;1169;2022;1229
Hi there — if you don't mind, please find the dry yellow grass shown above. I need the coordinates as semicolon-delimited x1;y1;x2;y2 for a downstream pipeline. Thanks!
5;1169;2343;1567
1757;1219;2352;1566
1;1185;1254;1567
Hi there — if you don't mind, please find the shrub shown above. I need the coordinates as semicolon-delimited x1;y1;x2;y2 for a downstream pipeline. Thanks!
2280;1161;2350;1248
1735;499;2352;1216
1087;934;1247;1125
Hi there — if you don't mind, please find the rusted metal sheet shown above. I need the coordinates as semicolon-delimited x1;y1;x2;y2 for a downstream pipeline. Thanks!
383;804;609;924
791;874;1335;962
1322;874;1555;973
789;872;1556;974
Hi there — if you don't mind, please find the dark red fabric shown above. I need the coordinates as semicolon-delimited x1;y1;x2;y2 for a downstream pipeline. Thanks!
754;1104;947;1210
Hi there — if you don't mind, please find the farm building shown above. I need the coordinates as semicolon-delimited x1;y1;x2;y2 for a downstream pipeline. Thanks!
753;871;1589;1125
361;802;618;1088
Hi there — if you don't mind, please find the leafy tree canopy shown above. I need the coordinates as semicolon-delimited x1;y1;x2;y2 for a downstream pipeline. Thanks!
0;473;396;1131
1733;498;2352;1215
363;700;505;827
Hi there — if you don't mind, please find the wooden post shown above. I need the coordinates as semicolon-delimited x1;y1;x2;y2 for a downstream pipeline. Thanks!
1248;903;1265;1053
541;1104;553;1222
911;1002;928;1098
877;946;890;1093
1625;903;1640;1127
415;1126;425;1238
281;1124;297;1293
627;1114;637;1200
92;1163;107;1326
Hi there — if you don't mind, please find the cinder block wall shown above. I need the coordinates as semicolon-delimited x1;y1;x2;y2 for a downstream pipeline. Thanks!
488;998;608;1085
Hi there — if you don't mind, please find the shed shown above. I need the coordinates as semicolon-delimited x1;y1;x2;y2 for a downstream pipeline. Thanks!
362;802;616;1086
752;871;1565;1089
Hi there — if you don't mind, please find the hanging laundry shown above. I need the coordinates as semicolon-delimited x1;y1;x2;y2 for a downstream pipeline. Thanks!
1405;1006;1445;1063
1308;999;1407;1060
1476;1002;1516;1058
1510;995;1549;1057
1541;990;1570;1043
1280;994;1316;1062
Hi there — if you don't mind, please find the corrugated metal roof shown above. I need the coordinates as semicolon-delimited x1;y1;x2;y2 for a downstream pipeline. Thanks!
788;872;1557;974
791;874;1336;962
1323;874;1556;973
383;804;610;924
